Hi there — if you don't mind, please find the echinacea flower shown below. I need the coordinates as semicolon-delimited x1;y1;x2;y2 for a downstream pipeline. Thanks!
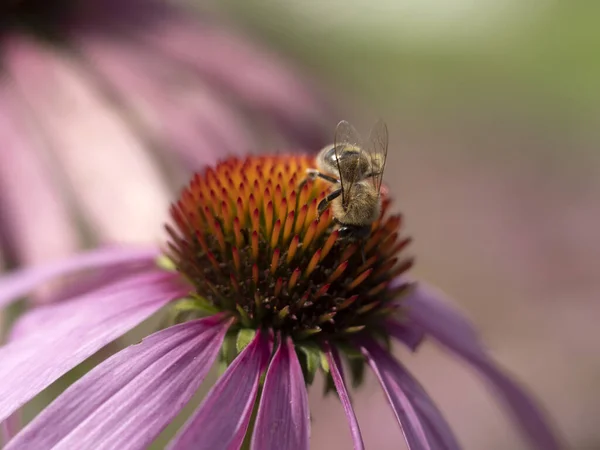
0;0;330;268
0;154;561;449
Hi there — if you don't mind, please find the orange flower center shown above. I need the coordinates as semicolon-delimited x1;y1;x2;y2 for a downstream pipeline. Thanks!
166;155;412;341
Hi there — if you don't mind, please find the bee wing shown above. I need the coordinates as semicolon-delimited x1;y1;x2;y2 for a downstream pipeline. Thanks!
366;119;389;195
334;120;363;206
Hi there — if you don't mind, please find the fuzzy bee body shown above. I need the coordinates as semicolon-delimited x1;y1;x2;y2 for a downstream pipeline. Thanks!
303;120;389;242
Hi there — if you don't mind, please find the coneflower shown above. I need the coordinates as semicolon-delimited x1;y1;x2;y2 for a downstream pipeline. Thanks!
0;155;561;449
0;0;330;269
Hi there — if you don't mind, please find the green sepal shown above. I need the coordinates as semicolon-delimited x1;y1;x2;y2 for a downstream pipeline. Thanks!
219;332;238;367
294;327;322;340
323;371;337;397
336;342;362;360
340;325;366;335
236;329;256;353
319;350;330;373
347;357;366;389
336;342;366;389
371;328;392;352
217;359;229;377
277;305;290;320
236;305;252;327
156;254;177;271
173;295;220;317
296;342;322;385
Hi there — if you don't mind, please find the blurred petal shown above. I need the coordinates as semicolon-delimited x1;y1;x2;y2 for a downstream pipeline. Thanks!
251;337;310;450
0;270;184;422
77;34;253;169
137;13;330;149
323;342;365;450
402;280;563;450
0;82;78;266
385;319;425;351
0;246;158;309
169;331;270;450
7;316;229;450
5;38;171;244
360;339;432;450
361;339;460;450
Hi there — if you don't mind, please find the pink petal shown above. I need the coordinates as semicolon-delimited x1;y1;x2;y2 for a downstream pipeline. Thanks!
7;266;171;336
5;38;171;244
0;83;78;267
361;339;460;450
136;15;330;149
251;337;310;450
360;340;432;450
0;246;159;309
0;270;184;422
78;35;229;168
76;35;250;170
323;343;365;450
7;316;229;450
8;260;158;341
169;331;270;450
37;257;158;305
403;281;564;450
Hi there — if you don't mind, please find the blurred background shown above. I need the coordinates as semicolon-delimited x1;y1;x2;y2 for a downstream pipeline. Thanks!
2;0;599;448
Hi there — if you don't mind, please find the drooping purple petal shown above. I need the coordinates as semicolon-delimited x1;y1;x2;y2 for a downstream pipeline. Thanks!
0;245;159;309
385;319;425;352
7;316;229;450
361;339;460;450
251;336;310;450
323;342;365;450
401;280;563;450
360;339;432;450
169;331;270;450
0;270;185;423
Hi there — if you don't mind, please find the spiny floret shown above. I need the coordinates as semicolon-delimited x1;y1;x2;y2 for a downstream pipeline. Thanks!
165;155;413;340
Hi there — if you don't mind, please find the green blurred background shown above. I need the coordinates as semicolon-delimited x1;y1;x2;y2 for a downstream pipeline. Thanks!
221;0;600;127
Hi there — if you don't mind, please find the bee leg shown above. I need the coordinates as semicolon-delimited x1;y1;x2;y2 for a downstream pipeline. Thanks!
338;225;371;240
317;189;342;217
307;169;339;184
299;170;340;192
298;170;316;191
314;172;339;184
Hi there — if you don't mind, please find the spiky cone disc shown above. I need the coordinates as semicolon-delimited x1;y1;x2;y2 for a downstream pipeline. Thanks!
166;155;413;345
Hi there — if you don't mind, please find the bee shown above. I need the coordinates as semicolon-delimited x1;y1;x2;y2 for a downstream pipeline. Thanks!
301;119;389;242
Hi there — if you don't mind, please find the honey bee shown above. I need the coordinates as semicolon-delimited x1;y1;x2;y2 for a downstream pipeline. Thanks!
302;119;389;241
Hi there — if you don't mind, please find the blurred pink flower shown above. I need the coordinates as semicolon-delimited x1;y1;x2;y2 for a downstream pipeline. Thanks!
0;0;331;269
0;154;561;449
